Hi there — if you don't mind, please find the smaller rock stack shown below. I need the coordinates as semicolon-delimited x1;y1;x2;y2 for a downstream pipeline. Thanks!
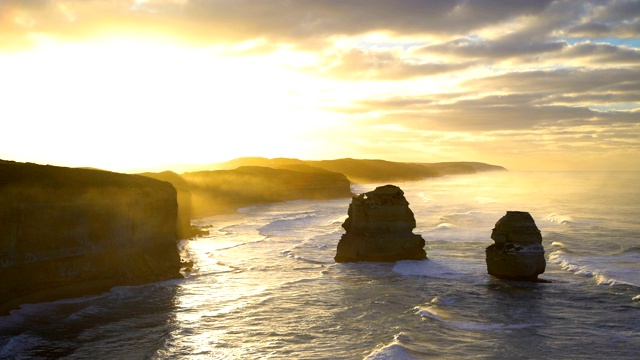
485;211;546;281
335;184;426;263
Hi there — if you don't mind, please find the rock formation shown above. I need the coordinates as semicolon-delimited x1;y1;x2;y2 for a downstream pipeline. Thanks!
485;211;546;281
0;160;183;315
335;185;426;262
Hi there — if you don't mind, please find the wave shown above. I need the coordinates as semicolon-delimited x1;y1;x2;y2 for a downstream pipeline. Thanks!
258;212;321;235
364;333;416;360
328;216;348;226
416;306;539;332
435;222;455;230
619;246;640;255
417;192;432;203
544;213;574;225
280;250;332;265
549;250;640;287
364;343;415;360
0;333;51;359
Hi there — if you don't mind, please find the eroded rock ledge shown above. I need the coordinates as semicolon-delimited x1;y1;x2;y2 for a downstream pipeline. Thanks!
335;185;426;262
0;160;182;315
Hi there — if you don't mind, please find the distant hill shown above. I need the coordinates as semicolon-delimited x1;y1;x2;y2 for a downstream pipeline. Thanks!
421;162;507;174
214;157;506;183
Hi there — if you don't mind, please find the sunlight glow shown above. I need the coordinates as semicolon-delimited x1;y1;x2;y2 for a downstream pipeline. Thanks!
0;39;346;171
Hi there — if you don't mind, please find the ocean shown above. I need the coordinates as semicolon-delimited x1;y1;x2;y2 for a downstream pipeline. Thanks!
1;171;639;359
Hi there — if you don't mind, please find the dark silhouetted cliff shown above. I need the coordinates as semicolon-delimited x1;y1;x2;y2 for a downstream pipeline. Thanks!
0;160;182;315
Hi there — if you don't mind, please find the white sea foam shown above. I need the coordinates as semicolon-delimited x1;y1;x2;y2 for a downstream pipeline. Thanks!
632;295;640;302
544;213;574;225
430;296;457;306
549;250;640;287
436;222;455;229
364;343;415;360
364;333;416;360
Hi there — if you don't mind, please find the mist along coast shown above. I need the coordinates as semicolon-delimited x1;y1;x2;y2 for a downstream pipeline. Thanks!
1;159;639;359
0;157;504;316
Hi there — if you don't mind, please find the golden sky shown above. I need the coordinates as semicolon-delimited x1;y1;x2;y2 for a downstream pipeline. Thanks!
1;0;639;171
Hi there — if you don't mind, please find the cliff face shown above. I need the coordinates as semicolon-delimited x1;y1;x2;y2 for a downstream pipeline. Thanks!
0;161;182;315
139;171;192;239
335;185;426;262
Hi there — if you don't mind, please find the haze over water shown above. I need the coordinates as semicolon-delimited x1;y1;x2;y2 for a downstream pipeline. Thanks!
1;171;638;359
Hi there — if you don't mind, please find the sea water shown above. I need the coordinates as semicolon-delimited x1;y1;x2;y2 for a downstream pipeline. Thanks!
1;171;639;359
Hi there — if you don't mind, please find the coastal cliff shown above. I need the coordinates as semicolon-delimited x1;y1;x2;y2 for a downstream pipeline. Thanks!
0;160;182;315
138;171;193;239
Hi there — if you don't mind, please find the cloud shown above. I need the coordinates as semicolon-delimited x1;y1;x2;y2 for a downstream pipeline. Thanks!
464;67;640;94
309;48;472;80
0;0;557;50
554;41;640;64
563;0;640;38
422;37;567;60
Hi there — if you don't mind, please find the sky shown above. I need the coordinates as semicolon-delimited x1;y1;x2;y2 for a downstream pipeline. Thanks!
0;0;639;172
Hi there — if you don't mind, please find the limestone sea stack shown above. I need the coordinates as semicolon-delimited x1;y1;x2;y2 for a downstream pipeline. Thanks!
335;185;426;262
485;211;546;281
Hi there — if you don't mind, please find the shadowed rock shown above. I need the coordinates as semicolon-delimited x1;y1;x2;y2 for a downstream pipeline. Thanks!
485;211;546;281
335;185;426;262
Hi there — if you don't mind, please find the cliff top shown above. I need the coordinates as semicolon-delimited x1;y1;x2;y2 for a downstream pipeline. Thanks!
0;160;170;189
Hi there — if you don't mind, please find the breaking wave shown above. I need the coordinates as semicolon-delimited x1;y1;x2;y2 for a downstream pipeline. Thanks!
416;306;539;332
544;213;574;225
548;250;640;287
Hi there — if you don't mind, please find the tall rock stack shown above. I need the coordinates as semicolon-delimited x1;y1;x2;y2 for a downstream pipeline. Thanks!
335;185;426;262
485;211;546;281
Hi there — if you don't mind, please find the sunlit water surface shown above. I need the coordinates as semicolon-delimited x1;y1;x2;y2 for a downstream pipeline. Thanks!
1;172;639;359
